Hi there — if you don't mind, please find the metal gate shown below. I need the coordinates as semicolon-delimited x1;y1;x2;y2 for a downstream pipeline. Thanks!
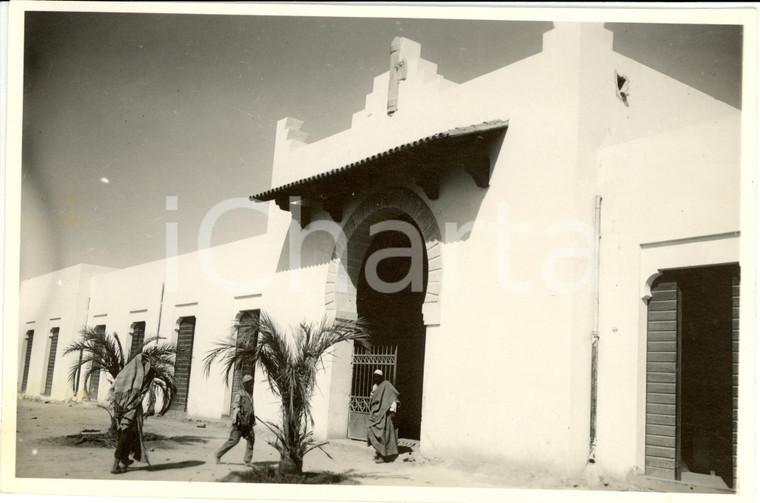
347;343;397;440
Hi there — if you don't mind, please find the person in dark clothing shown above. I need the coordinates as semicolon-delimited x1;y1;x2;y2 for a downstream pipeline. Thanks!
216;374;256;465
110;354;154;474
367;369;400;463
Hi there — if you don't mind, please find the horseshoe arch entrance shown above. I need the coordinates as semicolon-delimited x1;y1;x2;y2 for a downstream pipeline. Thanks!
324;189;441;441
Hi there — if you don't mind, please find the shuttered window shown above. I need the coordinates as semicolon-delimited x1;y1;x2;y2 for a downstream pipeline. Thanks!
88;325;106;400
229;310;259;415
731;272;739;489
21;331;35;393
170;317;196;412
128;322;146;361
43;328;60;396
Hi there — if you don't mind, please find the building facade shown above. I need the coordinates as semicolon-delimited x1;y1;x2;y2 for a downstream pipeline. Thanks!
18;23;743;488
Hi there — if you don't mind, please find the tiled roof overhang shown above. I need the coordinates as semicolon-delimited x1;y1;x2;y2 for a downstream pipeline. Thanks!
250;119;508;222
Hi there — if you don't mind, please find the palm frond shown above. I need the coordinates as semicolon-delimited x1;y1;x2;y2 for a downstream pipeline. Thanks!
140;334;165;348
62;339;91;357
203;311;367;473
145;375;176;416
68;367;79;393
112;333;125;370
64;326;180;415
81;366;100;396
201;338;238;380
64;326;126;391
202;312;261;386
128;336;180;414
304;442;332;459
142;340;180;368
66;351;92;390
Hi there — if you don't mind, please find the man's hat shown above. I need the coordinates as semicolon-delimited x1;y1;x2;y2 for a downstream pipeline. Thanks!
373;369;383;377
242;375;254;384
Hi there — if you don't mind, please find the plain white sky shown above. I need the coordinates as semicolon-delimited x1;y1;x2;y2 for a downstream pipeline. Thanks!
17;9;743;280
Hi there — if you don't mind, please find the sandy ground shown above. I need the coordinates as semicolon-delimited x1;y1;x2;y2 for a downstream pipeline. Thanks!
10;397;733;493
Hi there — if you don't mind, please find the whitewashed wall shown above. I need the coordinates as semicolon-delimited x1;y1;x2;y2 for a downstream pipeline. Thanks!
18;264;115;400
267;22;741;476
595;111;740;477
18;22;741;480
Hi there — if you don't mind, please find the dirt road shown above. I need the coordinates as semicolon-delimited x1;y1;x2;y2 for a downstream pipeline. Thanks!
10;397;724;493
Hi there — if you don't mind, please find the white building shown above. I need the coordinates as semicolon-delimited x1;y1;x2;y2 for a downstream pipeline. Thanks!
18;23;744;490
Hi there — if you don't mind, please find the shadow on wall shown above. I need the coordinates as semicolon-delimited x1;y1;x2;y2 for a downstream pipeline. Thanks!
275;221;340;272
440;128;506;244
274;130;506;273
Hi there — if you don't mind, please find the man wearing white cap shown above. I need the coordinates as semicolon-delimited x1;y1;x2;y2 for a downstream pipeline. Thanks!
367;369;400;463
215;374;256;465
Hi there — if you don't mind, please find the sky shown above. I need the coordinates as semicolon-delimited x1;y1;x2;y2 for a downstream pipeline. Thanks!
17;9;744;280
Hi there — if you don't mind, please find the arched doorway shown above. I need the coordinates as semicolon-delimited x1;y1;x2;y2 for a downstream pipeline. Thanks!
354;213;427;440
327;188;441;442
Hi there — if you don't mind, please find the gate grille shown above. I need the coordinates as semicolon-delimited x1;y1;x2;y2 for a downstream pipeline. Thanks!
347;344;397;440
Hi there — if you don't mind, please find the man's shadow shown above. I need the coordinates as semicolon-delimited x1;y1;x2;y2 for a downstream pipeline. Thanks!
131;460;206;472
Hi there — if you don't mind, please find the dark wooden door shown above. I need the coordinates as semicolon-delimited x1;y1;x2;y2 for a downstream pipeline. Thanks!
646;265;739;489
645;279;680;479
170;317;196;412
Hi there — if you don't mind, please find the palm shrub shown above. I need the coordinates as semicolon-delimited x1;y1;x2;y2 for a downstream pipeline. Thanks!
203;311;367;474
64;326;179;432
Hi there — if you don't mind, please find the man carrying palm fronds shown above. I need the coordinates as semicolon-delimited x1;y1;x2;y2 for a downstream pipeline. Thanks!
110;353;154;474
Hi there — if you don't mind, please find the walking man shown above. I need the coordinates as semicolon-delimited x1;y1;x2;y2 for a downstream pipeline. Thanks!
110;353;154;474
216;374;256;465
367;369;400;463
